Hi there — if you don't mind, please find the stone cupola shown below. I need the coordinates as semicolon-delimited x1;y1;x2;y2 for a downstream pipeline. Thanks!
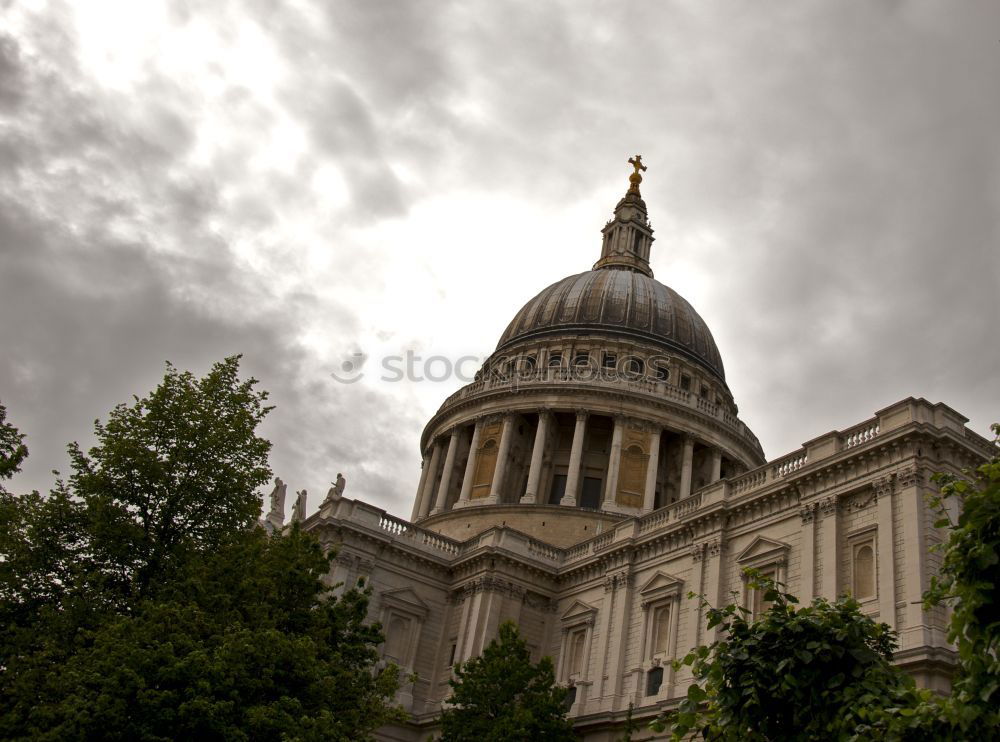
592;154;655;277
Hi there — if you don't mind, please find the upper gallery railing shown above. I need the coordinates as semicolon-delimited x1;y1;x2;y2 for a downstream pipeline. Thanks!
437;366;761;451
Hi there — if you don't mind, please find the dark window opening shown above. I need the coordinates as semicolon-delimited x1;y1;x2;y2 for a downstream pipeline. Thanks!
602;352;617;369
625;357;644;375
646;666;664;696
580;477;602;509
680;374;691;391
700;385;710;399
655;364;669;381
549;474;567;504
574;352;589;366
548;352;563;368
565;685;577;710
633;231;642;253
449;643;457;666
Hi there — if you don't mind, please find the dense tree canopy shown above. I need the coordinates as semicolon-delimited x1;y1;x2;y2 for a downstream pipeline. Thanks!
651;572;932;741
0;401;28;485
0;357;401;741
922;422;1000;735
439;621;575;742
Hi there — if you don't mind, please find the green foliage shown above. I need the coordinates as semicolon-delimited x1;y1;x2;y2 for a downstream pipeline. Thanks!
651;571;932;741
67;355;274;602
0;358;401;740
0;400;28;484
1;527;402;741
438;621;575;742
924;422;1000;734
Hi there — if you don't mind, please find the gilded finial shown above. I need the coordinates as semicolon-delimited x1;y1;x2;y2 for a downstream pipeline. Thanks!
627;154;646;194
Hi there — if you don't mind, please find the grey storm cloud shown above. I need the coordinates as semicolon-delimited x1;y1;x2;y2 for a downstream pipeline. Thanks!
1;1;997;517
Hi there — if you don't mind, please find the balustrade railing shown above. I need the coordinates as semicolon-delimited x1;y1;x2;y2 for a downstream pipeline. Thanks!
772;451;808;478
842;420;880;449
438;367;760;449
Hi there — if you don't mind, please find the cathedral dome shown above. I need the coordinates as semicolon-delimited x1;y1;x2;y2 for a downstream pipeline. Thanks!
495;268;726;382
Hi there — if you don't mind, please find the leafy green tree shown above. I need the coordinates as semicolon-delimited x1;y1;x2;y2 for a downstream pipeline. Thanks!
439;620;575;742
922;422;1000;735
652;571;932;741
0;358;402;741
0;400;28;485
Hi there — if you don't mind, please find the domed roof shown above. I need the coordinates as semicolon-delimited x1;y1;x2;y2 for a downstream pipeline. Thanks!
496;268;726;382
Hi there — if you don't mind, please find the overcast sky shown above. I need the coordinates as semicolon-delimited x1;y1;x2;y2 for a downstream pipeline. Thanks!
2;1;998;518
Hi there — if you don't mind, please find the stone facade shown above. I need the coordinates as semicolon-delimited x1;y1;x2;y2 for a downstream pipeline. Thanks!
299;162;994;740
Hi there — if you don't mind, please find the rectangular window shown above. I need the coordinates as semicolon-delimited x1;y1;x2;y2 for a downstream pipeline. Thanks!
651;604;671;655
751;567;778;618
574;352;590;366
568;629;586;676
548;352;563;368
602;352;617;369
580;477;602;509
680;374;691;391
549;474;567;504
646;666;664;696
565;685;577;710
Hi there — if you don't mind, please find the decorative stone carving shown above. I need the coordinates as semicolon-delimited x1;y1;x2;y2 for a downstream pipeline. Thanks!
706;538;725;558
800;502;817;523
603;570;633;592
689;542;706;562
819;496;839;517
897;466;920;489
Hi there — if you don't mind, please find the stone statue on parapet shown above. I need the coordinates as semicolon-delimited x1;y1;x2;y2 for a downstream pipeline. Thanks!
268;477;287;519
291;489;307;523
325;472;346;503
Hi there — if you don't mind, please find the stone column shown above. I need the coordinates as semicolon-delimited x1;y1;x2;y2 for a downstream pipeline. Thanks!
800;502;817;601
701;538;726;643
819;496;840;600
679;435;695;499
710;449;722;482
410;451;432;521
597;570;633;712
875;476;897;630
688;542;707;648
417;440;442;519
642;425;662;512
897;466;927;648
431;429;461;515
602;415;625;510
562;411;588;507
486;415;514;505
455;420;481;509
521;409;550;504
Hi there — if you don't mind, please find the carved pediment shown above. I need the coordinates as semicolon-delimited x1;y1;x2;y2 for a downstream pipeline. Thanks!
735;535;790;566
637;571;684;605
560;599;598;626
380;587;429;619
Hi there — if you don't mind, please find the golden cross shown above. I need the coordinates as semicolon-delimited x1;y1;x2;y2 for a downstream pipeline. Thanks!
628;155;646;175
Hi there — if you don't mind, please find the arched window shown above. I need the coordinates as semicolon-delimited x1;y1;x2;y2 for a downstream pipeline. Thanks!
853;542;875;600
